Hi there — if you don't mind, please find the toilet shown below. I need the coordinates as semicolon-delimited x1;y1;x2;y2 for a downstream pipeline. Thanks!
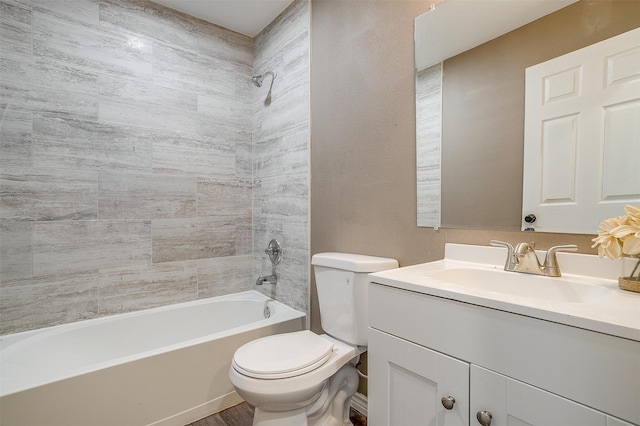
229;252;398;426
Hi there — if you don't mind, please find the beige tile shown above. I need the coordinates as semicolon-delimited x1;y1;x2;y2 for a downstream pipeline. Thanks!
98;261;197;315
0;167;98;221
32;220;151;275
99;172;196;219
0;271;99;334
196;255;253;298
152;217;235;263
33;114;153;172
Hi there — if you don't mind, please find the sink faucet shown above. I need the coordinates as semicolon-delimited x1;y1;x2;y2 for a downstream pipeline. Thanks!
490;240;577;277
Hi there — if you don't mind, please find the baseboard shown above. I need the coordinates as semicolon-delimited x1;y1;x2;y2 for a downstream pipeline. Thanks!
350;392;367;417
150;390;243;426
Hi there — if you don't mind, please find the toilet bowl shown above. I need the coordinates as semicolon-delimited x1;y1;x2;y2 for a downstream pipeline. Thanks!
229;331;361;425
229;253;398;426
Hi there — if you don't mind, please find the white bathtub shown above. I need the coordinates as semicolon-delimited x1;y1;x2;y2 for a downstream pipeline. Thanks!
0;290;306;426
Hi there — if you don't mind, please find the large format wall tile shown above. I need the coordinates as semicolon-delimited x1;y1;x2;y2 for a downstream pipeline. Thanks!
0;0;32;58
32;220;151;275
0;108;32;168
0;221;31;281
252;0;310;313
33;9;153;80
98;172;196;219
0;168;98;221
152;131;235;178
197;177;251;217
98;74;200;132
98;261;198;314
196;254;253;298
30;0;100;26
152;217;235;263
33;114;153;172
99;0;200;50
0;271;99;334
0;80;99;120
0;0;309;334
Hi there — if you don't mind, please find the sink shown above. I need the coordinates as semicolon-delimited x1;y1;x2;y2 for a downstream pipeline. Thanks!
430;268;614;303
369;243;639;341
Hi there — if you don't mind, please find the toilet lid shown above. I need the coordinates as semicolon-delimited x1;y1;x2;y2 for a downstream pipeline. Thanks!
233;330;335;379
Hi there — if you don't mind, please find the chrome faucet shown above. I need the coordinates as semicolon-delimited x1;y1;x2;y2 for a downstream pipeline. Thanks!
490;240;577;277
256;239;282;286
256;274;277;286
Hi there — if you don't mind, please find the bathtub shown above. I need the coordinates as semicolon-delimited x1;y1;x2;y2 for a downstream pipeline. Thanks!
0;290;306;426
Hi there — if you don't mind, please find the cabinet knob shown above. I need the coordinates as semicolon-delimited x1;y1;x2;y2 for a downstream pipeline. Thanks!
476;410;492;426
441;396;455;410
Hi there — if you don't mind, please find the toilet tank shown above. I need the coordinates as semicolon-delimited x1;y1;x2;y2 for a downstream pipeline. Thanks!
312;253;398;346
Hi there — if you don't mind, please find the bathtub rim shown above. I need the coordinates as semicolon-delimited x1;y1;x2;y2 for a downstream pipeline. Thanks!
0;290;305;397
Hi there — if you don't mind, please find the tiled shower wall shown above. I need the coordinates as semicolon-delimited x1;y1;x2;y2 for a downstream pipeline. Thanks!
0;0;310;334
252;0;309;313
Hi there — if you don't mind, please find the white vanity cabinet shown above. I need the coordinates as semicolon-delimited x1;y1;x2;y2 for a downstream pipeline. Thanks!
368;282;640;426
369;328;469;426
470;366;634;426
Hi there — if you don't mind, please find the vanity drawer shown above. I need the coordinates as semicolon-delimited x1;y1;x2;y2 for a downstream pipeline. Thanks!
369;282;640;424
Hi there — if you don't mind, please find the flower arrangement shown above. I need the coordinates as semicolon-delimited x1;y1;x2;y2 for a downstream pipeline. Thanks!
591;204;640;282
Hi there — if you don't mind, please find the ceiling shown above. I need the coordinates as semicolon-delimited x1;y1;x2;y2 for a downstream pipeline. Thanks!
150;0;295;37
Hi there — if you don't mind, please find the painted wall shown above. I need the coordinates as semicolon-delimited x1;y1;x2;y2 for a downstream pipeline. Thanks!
442;0;640;229
0;0;310;334
309;0;636;394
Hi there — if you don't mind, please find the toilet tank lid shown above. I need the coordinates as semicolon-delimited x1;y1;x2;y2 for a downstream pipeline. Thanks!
311;252;399;273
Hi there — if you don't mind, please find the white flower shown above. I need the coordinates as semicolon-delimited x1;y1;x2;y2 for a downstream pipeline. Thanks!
591;204;640;259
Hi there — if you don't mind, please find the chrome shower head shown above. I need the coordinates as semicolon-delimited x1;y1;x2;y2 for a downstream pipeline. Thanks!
251;70;277;88
251;75;265;87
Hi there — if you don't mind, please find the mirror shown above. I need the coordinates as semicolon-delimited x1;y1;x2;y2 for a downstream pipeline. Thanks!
415;0;640;232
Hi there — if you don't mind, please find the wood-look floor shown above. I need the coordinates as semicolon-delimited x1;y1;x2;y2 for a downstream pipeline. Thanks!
187;402;367;426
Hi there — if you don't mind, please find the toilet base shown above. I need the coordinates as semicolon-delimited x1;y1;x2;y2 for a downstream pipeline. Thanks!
251;364;359;426
253;407;308;426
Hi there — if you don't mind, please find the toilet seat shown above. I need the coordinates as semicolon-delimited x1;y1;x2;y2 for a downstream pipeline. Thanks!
232;330;336;379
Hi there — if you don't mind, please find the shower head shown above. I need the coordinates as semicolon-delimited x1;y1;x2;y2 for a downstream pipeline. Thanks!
251;70;277;87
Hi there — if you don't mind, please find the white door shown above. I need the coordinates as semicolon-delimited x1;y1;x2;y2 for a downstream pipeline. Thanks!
470;365;606;426
368;328;469;426
522;27;640;233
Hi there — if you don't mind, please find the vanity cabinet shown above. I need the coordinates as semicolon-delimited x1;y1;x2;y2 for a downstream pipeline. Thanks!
368;283;639;426
369;328;469;426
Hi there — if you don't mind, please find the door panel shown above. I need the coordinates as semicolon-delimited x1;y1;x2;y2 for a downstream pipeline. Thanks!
523;28;640;233
470;365;606;426
368;328;469;426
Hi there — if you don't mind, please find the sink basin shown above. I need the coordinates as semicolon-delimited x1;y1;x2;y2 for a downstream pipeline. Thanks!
430;268;613;303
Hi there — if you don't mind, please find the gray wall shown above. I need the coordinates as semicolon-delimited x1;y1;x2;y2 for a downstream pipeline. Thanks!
252;0;310;314
0;0;310;335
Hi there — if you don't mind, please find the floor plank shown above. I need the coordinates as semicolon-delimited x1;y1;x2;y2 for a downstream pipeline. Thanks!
186;402;367;426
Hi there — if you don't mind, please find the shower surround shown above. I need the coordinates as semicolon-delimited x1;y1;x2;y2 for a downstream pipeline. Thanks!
0;0;310;334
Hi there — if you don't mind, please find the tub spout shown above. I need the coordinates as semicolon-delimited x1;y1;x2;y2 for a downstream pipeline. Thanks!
256;275;277;286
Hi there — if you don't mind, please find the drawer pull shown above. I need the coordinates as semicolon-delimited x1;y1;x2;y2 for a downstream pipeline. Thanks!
441;396;455;410
476;410;492;426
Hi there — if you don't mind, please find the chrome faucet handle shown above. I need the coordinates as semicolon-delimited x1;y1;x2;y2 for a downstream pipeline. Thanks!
543;245;578;277
490;240;516;271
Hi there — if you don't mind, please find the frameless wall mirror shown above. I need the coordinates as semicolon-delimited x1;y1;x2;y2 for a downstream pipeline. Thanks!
415;0;640;233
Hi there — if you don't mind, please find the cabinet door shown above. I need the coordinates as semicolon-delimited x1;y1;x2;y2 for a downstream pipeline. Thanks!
369;328;469;426
470;365;606;426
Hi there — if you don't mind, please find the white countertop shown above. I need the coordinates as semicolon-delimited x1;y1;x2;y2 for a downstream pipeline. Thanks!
369;243;640;342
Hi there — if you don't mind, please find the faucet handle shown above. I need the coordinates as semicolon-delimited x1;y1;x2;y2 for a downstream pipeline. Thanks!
490;240;514;250
490;240;516;271
544;245;578;277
